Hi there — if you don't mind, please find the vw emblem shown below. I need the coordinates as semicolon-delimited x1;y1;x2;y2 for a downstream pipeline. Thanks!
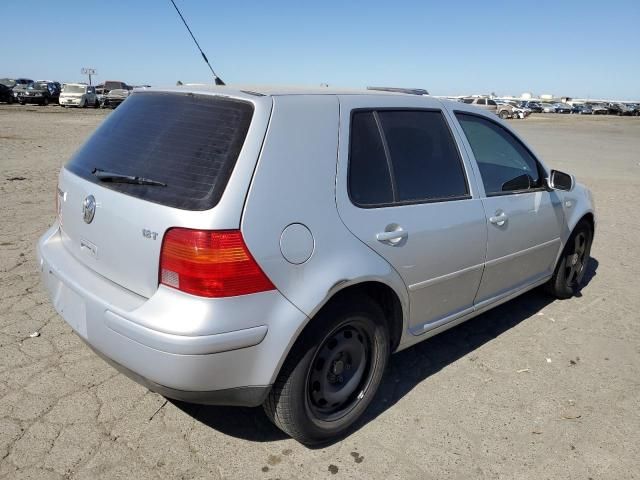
82;195;96;224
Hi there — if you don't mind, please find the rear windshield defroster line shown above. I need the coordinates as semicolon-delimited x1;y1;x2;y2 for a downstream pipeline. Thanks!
65;92;254;211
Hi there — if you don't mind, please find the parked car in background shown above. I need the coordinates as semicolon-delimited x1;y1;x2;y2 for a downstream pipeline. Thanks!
96;80;131;95
571;104;593;114
461;97;498;113
519;101;543;113
38;86;595;444
607;103;633;116
496;102;516;119
590;104;609;115
0;80;16;104
554;103;572;114
628;104;640;116
0;78;34;102
12;83;29;102
18;81;60;105
496;102;530;119
511;106;531;119
541;103;557;113
60;83;99;108
101;88;130;108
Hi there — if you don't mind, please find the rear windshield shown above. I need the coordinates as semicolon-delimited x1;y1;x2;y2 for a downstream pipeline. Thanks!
66;92;254;210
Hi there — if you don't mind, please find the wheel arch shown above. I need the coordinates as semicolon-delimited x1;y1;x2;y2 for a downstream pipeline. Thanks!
317;280;405;353
267;278;408;387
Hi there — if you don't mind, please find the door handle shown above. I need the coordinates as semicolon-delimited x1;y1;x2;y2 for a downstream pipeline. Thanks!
376;229;408;244
489;212;508;226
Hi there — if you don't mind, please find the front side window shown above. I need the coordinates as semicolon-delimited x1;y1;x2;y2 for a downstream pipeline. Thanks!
348;110;469;207
476;99;486;105
455;113;542;195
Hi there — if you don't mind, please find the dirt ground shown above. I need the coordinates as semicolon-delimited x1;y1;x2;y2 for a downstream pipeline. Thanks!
1;104;639;480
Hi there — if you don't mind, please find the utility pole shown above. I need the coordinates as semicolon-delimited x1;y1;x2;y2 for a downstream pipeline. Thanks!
81;68;97;86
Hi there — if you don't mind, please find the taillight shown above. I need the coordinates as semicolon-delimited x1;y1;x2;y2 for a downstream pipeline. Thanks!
159;228;275;298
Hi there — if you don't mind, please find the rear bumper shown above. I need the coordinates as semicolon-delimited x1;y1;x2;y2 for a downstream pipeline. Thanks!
37;224;308;406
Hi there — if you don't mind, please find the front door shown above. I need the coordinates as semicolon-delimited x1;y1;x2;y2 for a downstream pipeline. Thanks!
453;112;565;305
336;97;487;333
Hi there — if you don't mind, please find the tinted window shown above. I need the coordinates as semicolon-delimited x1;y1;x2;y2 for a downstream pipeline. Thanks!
476;99;486;105
455;113;541;195
487;100;497;106
348;112;393;206
377;111;468;202
462;98;474;104
66;92;254;210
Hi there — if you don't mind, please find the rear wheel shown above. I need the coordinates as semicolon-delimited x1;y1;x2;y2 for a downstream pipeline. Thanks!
545;220;593;299
499;110;509;119
264;296;389;444
93;99;100;108
43;97;49;106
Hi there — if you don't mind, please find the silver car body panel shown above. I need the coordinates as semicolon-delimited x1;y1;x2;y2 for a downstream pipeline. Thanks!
37;85;595;401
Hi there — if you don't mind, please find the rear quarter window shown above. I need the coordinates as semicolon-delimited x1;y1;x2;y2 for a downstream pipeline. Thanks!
66;92;254;210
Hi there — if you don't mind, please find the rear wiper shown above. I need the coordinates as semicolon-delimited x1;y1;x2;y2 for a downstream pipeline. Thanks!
92;168;167;187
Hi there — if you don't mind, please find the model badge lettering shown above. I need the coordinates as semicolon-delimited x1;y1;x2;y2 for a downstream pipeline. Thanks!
142;229;158;240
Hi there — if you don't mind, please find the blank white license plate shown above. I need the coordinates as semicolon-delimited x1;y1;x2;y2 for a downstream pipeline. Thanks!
53;280;87;339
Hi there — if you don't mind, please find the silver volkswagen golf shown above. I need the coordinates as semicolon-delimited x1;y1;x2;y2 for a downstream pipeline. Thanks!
37;86;595;444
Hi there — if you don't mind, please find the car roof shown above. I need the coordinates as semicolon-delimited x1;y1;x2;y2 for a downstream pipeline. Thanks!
144;84;425;97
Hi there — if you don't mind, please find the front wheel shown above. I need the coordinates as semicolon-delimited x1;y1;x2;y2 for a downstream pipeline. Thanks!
499;110;509;119
263;297;389;444
545;220;593;299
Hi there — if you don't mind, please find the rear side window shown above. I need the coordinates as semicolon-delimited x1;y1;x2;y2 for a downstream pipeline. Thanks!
348;112;393;206
66;92;253;210
348;109;469;207
378;111;468;203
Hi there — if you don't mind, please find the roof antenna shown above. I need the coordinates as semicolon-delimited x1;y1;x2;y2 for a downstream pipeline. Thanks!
169;0;225;85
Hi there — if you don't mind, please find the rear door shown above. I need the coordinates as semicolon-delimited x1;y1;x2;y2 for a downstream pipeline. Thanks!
452;111;564;305
57;91;270;298
336;96;487;333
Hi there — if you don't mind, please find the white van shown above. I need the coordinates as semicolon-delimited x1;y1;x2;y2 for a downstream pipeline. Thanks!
60;83;99;108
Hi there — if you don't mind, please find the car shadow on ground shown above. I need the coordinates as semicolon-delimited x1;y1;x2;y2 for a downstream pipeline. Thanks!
172;258;598;446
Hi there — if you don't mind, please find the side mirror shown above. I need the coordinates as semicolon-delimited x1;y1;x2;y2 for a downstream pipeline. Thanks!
547;170;575;191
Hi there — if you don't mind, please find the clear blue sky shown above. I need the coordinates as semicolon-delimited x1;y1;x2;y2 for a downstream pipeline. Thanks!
2;0;639;99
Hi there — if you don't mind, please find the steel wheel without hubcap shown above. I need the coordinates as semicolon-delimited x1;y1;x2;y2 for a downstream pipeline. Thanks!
306;321;371;422
263;296;389;444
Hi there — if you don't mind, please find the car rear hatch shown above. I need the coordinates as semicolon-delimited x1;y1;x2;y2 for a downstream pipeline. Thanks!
56;89;272;298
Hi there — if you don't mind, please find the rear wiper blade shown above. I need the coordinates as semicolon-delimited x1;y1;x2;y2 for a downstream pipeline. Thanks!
92;168;167;187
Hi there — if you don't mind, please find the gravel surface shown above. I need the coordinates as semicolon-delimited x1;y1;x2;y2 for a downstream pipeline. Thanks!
1;104;639;479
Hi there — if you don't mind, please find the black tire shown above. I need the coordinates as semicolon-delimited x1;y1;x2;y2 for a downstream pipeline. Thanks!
499;110;509;119
545;220;593;299
19;100;25;105
263;296;390;444
93;99;100;108
43;97;49;106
